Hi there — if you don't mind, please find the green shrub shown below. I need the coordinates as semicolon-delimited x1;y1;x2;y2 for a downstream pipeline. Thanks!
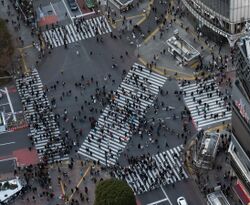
94;179;136;205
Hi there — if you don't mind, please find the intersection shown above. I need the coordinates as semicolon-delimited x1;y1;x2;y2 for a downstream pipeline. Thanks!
0;0;237;204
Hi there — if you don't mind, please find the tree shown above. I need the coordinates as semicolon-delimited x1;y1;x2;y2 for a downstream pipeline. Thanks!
94;179;136;205
0;18;13;69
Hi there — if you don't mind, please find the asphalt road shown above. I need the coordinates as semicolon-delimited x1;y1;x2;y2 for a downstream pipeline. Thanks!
0;0;208;203
138;179;205;205
36;12;205;204
0;129;30;157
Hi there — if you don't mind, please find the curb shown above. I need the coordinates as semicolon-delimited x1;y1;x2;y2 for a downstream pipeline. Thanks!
138;57;196;80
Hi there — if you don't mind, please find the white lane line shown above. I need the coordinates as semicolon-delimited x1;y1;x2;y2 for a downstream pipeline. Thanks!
5;87;16;122
61;0;73;22
50;2;57;15
146;198;168;205
0;142;16;146
0;157;17;163
0;103;11;106
160;185;173;205
75;0;82;15
71;10;95;19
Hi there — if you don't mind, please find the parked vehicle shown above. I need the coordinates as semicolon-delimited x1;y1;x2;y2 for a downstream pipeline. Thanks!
177;197;188;205
67;0;78;11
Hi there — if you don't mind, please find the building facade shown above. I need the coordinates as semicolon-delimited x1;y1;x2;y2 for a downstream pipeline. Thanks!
181;0;250;46
228;36;250;204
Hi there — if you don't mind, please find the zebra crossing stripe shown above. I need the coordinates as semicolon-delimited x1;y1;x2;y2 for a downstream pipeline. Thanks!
86;19;96;36
42;16;112;48
97;17;106;34
81;23;91;38
78;64;167;166
92;17;102;35
55;28;64;45
84;21;94;37
103;16;112;33
77;25;85;40
133;63;168;81
42;32;47;43
68;24;79;41
74;24;84;40
48;30;59;47
45;31;53;47
16;69;69;162
113;145;188;195
65;25;74;43
72;24;82;41
179;79;232;130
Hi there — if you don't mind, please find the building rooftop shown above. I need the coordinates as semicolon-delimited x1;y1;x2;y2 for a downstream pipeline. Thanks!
0;177;23;203
166;35;200;62
199;132;220;157
114;0;133;6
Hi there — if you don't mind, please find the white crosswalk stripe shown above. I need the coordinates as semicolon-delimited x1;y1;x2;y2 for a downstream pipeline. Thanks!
179;79;232;130
113;145;188;194
42;15;112;48
15;69;69;163
78;63;167;166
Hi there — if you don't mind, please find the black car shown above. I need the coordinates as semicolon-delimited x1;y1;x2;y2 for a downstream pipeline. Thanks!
67;0;78;11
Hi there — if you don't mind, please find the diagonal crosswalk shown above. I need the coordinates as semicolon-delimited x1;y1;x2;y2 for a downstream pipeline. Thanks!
15;69;69;163
113;145;188;194
179;79;232;131
78;63;167;166
42;15;112;48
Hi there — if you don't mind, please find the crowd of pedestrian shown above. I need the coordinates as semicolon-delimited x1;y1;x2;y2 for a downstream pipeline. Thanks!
15;69;71;163
0;0;238;203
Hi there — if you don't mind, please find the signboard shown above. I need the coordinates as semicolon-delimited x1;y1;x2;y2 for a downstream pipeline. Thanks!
235;99;250;123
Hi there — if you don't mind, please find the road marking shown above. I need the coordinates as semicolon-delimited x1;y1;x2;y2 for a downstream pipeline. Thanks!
5;87;16;122
0;103;11;106
136;0;154;26
160;185;173;205
71;10;95;19
143;26;159;43
0;157;17;163
115;13;145;23
67;165;91;202
21;44;33;50
75;0;82;15
107;18;116;29
0;142;16;146
61;0;73;22
146;198;168;205
206;123;229;132
50;2;57;15
60;180;65;196
138;57;195;80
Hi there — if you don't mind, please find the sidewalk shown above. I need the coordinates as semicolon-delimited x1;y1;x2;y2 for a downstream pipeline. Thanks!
0;1;41;74
136;3;233;80
185;129;241;204
49;159;111;204
98;0;152;30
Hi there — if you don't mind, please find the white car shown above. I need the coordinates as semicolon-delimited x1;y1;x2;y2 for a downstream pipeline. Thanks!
177;196;188;205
